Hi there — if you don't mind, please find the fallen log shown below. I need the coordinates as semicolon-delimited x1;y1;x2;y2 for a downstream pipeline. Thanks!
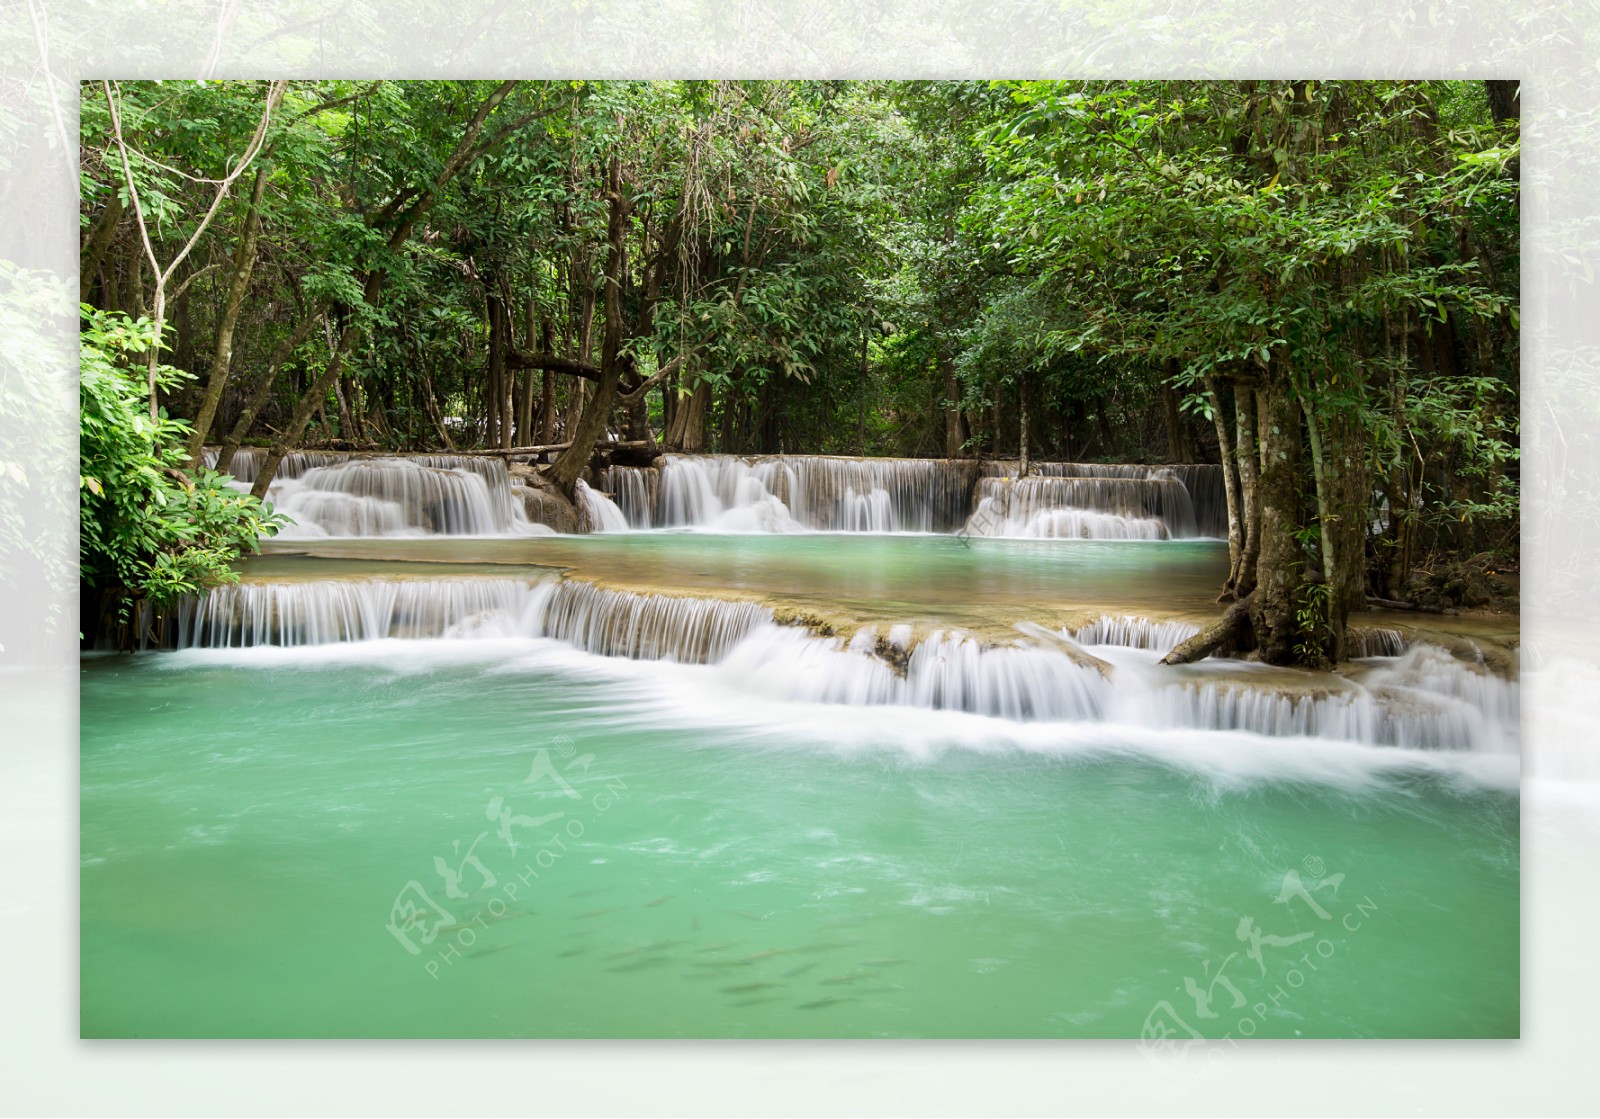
1159;595;1254;665
1366;595;1457;616
448;439;657;457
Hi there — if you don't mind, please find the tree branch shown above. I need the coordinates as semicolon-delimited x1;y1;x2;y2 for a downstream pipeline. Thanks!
617;355;687;405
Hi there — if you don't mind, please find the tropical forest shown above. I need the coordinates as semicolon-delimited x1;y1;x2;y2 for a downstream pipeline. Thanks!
79;79;1521;1041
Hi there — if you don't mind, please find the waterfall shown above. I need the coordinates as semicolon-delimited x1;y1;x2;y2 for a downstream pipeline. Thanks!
607;455;976;533
1069;615;1203;650
176;577;556;647
963;477;1183;539
169;576;1515;752
599;465;659;528
174;576;770;663
716;625;1111;721
531;580;773;663
1350;627;1409;658
575;479;630;533
204;448;1227;539
202;453;542;537
964;468;1201;540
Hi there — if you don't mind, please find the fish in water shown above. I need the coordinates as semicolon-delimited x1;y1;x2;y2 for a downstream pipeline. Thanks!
782;961;819;979
796;997;851;1010
465;941;520;960
859;958;908;969
726;910;774;922
722;982;781;994
605;939;681;960
690;914;702;932
556;946;591;958
792;939;861;954
607;956;672;973
693;942;738;954
575;906;623;920
691;958;752;970
733;997;781;1008
820;971;871;986
741;948;795;962
645;895;673;907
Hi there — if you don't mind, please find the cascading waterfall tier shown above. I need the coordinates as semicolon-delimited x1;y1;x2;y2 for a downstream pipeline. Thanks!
603;454;978;533
170;578;1516;753
599;454;1222;538
719;625;1112;721
1110;644;1519;752
176;577;552;647
532;580;772;663
575;479;630;533
978;461;1227;538
964;475;1195;539
207;448;1224;539
1069;615;1203;650
176;576;771;665
204;449;541;537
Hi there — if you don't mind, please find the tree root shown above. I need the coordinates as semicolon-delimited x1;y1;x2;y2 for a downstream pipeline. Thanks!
1160;595;1254;665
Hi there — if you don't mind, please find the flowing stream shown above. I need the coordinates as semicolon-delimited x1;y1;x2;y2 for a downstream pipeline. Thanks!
81;457;1519;1038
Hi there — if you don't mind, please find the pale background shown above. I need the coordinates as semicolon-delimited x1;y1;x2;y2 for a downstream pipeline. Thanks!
2;0;1596;1113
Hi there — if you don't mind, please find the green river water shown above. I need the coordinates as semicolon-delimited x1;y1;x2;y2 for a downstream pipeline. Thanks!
80;535;1519;1038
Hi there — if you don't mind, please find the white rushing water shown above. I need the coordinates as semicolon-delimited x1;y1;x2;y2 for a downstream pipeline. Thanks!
206;448;1225;540
599;455;1223;537
169;577;1517;759
205;450;546;537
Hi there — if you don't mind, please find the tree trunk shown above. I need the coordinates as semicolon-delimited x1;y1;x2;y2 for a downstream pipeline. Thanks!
547;158;629;497
1161;360;1191;463
185;163;270;465
1484;80;1519;124
1205;376;1245;599
1302;395;1369;659
1248;371;1303;665
664;376;709;453
1018;373;1030;477
1233;377;1261;598
251;319;360;499
214;309;323;475
335;371;358;441
80;192;124;303
941;348;966;458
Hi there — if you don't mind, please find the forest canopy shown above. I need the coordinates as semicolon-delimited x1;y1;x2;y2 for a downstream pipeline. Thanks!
78;79;1519;663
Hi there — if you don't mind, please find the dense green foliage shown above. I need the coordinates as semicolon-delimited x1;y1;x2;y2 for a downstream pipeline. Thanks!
79;308;283;611
78;78;1518;659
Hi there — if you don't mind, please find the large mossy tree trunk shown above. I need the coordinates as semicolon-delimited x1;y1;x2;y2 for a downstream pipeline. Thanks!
1302;395;1370;659
1248;368;1304;665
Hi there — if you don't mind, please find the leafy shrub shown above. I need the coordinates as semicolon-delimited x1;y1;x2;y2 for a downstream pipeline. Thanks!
79;308;286;614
